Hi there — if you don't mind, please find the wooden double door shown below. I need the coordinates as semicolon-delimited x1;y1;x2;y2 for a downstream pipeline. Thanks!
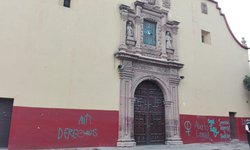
134;81;165;145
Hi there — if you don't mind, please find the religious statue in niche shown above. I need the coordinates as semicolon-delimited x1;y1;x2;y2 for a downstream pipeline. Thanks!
166;31;173;49
126;20;136;46
126;21;134;38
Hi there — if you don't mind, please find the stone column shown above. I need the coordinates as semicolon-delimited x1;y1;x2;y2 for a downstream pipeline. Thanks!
130;98;136;139
135;6;143;55
160;12;168;59
119;10;128;51
164;100;174;142
165;77;183;144
171;22;179;61
117;61;136;147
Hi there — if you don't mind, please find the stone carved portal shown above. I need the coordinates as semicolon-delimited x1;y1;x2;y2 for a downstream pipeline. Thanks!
116;0;183;147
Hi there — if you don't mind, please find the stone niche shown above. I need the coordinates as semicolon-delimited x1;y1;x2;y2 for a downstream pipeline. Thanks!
115;0;184;147
119;0;178;61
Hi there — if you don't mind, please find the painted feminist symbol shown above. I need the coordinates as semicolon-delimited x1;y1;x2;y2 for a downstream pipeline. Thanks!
184;121;191;136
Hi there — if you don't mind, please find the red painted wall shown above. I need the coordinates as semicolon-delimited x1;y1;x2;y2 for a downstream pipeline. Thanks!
180;114;250;144
8;107;250;149
8;106;119;150
236;118;250;141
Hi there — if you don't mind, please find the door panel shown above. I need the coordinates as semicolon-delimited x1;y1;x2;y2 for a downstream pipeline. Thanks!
134;81;165;145
0;98;14;147
229;112;237;139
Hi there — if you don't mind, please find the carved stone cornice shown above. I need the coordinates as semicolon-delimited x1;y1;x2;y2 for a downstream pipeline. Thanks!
115;51;184;69
120;6;137;21
162;21;179;31
161;9;168;15
167;21;179;34
167;20;180;26
119;4;136;14
134;1;144;7
135;1;168;15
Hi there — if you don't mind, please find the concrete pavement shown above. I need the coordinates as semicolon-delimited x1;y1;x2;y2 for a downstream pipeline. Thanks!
1;142;249;150
118;142;250;150
53;142;249;150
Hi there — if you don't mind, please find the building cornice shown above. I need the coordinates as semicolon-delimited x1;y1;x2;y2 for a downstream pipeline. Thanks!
115;51;184;69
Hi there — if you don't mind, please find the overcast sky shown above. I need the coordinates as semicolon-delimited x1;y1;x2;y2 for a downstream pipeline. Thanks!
216;0;250;47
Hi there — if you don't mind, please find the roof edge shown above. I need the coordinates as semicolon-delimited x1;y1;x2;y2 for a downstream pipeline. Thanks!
207;0;249;50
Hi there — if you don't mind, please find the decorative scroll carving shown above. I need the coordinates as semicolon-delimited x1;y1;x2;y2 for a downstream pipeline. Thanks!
162;0;171;9
146;0;156;5
133;63;153;70
133;62;171;75
170;68;178;75
156;67;170;74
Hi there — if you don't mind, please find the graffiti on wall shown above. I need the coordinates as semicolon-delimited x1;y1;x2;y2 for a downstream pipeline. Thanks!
57;113;98;140
181;116;231;143
208;119;219;137
194;119;210;141
184;121;191;136
219;119;230;140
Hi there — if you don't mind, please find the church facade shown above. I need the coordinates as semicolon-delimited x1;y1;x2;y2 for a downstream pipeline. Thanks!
0;0;249;149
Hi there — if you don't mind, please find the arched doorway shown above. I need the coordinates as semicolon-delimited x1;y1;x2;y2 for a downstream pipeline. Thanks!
134;80;165;145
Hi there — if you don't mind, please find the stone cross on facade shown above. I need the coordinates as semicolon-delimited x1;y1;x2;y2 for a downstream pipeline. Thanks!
241;37;248;47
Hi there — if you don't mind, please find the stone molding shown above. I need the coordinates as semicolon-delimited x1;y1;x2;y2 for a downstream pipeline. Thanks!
115;52;183;69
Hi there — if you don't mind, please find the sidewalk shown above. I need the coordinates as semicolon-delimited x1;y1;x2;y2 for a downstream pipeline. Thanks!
1;142;249;150
58;142;249;150
122;142;250;150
